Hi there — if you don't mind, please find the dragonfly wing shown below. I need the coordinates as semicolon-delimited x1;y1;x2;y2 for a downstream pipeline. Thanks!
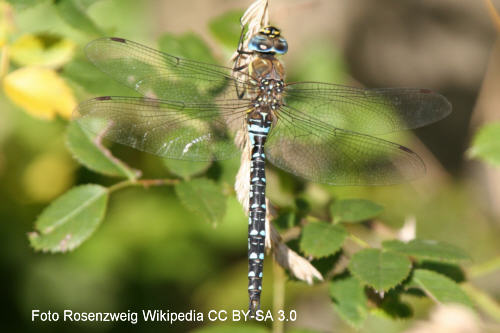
85;37;250;102
74;96;248;161
283;82;451;135
265;104;426;185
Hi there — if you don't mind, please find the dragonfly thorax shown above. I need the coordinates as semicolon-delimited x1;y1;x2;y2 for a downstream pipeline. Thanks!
253;79;283;113
249;57;285;81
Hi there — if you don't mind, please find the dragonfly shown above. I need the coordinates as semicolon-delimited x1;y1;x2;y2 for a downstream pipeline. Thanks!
74;26;451;314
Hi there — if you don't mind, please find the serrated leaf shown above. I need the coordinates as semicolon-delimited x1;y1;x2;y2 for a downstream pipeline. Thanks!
175;178;226;225
29;184;108;252
66;121;140;179
410;269;473;307
331;199;383;223
3;67;76;119
10;33;76;68
300;222;347;258
163;159;211;180
349;249;412;291
158;32;217;64
55;0;103;37
468;123;500;167
383;239;470;263
329;277;368;327
208;10;245;50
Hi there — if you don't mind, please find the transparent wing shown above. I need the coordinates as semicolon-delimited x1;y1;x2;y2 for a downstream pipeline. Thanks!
266;104;425;185
74;96;250;161
283;82;451;135
85;37;253;102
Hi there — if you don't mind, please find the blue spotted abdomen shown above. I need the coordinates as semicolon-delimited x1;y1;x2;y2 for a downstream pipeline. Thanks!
247;112;271;313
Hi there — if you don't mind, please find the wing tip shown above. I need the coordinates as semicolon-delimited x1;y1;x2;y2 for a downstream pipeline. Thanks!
422;88;453;118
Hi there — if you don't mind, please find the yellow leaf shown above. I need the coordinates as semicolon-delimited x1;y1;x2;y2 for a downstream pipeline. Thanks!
22;152;75;202
10;34;76;68
2;67;76;119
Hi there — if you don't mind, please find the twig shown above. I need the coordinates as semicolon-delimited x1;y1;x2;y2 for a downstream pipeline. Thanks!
467;256;500;279
349;233;370;248
108;178;179;193
484;0;500;32
272;258;285;333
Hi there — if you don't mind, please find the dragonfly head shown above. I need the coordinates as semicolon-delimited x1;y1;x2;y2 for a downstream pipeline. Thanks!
249;26;288;55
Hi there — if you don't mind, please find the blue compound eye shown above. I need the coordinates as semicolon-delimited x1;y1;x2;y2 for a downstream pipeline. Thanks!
273;38;288;54
249;35;273;53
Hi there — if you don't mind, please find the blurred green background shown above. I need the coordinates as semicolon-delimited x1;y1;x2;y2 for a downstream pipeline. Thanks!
1;0;500;332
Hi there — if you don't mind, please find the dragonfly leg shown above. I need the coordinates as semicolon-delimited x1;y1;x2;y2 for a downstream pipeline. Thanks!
233;62;249;99
234;64;249;72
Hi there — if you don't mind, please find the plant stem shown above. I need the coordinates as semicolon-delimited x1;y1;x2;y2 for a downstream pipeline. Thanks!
467;256;500;279
108;178;179;193
462;282;500;321
272;258;285;333
349;233;370;248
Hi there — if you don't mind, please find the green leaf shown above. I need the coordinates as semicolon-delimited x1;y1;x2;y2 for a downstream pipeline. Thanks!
383;239;470;263
158;32;218;64
55;0;103;37
29;184;108;252
468;122;500;166
418;262;465;283
329;277;368;327
300;222;347;258
208;10;245;50
175;178;226;225
410;269;473;307
331;199;384;223
163;159;211;180
349;249;412;291
66;121;140;180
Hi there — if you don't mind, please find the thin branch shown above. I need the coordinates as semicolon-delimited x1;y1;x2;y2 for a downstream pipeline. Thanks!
272;259;285;333
467;256;500;279
348;233;370;248
484;0;500;32
108;178;179;193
